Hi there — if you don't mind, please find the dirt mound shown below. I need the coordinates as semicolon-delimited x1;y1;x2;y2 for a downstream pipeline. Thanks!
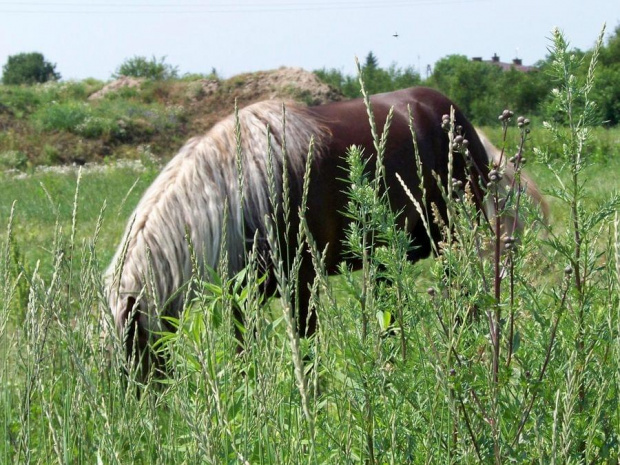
229;67;342;105
88;76;144;100
1;67;343;168
185;67;343;137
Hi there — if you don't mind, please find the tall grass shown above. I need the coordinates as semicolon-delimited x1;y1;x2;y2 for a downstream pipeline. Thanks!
1;29;619;463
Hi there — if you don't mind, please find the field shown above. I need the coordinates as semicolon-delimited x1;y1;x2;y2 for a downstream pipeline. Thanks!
1;37;620;464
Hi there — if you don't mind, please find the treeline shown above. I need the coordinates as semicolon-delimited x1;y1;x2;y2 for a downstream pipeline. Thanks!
2;26;618;128
315;25;620;126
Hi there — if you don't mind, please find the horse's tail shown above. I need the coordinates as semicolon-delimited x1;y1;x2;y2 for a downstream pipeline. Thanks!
476;128;549;238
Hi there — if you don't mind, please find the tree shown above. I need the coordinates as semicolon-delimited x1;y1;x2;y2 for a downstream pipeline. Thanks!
359;52;421;96
113;55;179;80
499;68;551;117
364;51;379;72
591;65;620;125
427;54;504;124
314;52;421;99
599;23;620;67
2;52;61;85
314;68;360;98
592;24;620;125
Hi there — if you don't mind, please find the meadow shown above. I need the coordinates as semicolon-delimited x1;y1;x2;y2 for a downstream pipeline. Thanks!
1;30;620;463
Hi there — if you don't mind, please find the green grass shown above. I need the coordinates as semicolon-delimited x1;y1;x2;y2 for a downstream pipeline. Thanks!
0;119;617;464
2;142;615;293
479;125;620;224
1;139;617;463
479;124;620;166
1;30;620;464
0;164;158;280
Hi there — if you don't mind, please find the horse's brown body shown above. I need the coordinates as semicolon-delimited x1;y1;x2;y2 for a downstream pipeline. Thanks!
263;87;489;337
107;86;491;372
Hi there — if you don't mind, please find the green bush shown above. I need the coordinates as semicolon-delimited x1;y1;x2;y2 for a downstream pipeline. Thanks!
0;150;28;170
31;101;91;132
113;55;179;81
2;52;61;85
40;144;61;165
38;80;102;101
100;85;141;101
179;68;219;82
30;99;186;142
0;86;42;117
0;80;103;119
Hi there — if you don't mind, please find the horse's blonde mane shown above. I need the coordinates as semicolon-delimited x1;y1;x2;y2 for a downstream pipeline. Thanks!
105;100;326;333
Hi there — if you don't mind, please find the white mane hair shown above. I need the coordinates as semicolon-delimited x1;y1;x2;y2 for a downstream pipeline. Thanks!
476;128;549;239
105;99;327;336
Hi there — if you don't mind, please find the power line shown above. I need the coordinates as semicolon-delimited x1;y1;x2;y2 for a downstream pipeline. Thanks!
0;0;491;14
0;0;490;5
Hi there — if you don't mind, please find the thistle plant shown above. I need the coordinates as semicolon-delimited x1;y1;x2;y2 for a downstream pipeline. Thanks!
535;25;620;461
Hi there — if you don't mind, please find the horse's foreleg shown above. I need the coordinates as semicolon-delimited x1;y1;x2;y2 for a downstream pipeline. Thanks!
296;259;317;339
233;303;246;354
119;296;162;383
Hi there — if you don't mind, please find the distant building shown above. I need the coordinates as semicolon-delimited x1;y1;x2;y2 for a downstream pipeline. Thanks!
471;53;536;72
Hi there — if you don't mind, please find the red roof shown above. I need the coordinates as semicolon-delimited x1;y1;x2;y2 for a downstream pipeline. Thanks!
472;54;537;72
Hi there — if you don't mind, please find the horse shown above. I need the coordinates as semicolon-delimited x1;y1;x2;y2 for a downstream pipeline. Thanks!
104;86;541;375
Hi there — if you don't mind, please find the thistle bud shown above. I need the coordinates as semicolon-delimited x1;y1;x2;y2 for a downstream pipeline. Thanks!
518;117;531;129
488;169;502;183
499;109;514;121
441;114;451;131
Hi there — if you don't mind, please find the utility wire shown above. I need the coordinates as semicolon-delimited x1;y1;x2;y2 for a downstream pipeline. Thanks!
0;0;491;14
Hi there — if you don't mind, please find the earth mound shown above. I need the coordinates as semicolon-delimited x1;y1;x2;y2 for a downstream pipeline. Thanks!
88;76;144;100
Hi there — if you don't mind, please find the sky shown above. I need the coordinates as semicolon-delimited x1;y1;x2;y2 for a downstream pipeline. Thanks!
0;0;618;82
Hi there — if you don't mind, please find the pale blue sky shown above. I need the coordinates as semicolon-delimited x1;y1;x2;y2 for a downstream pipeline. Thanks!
0;0;618;81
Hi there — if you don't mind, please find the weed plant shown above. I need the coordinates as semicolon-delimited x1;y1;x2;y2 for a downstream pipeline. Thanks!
1;29;619;463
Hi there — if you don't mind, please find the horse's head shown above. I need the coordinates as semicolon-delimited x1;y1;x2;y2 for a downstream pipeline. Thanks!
104;259;169;380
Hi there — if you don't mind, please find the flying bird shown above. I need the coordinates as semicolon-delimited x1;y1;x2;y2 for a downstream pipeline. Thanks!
393;32;399;38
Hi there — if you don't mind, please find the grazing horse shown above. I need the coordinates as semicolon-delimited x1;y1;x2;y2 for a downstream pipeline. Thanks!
105;87;512;373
